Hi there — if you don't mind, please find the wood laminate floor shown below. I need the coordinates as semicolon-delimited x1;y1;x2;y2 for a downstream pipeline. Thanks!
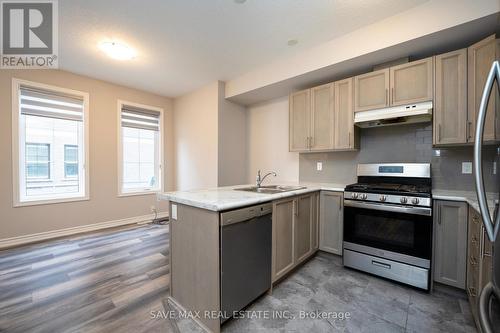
0;224;174;333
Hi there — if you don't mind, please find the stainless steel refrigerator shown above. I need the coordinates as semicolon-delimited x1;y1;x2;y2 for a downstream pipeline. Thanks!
474;60;500;333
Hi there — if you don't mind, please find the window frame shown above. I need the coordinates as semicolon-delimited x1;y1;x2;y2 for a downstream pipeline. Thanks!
63;144;79;179
117;100;164;197
12;78;90;207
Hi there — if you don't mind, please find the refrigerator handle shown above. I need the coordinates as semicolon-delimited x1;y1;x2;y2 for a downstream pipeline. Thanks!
474;60;500;243
479;282;496;333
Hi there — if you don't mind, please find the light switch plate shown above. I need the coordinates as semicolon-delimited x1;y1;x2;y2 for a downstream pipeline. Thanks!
317;162;323;171
171;204;177;220
462;162;472;174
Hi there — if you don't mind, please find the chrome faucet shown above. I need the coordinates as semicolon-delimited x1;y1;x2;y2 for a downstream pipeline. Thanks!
256;170;277;188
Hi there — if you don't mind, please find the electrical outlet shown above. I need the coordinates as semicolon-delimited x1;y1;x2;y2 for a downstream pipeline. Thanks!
462;162;472;174
171;204;177;220
317;162;323;171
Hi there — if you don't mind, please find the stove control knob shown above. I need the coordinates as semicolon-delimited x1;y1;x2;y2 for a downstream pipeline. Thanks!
351;193;359;199
361;194;368;200
379;195;387;202
400;197;408;204
412;198;420;205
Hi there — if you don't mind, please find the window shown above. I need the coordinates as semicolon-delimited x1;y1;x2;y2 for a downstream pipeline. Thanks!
64;145;79;178
118;101;163;195
26;143;50;179
13;79;89;206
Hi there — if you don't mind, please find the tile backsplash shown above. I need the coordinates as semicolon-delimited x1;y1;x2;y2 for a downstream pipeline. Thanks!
299;123;499;192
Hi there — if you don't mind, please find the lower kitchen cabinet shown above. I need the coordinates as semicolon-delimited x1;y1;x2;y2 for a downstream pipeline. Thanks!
433;200;468;289
319;191;343;255
467;206;494;328
272;192;318;282
272;197;295;281
295;194;313;263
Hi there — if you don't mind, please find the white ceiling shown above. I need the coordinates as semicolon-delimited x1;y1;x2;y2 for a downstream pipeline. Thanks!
59;0;429;98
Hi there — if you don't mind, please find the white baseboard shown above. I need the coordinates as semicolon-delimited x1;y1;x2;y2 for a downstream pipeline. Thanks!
0;212;169;249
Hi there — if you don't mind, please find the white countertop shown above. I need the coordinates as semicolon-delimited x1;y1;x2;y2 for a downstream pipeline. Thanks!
158;182;347;211
432;189;499;217
159;182;498;215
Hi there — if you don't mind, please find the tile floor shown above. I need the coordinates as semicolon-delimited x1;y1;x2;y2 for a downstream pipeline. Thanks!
176;251;477;333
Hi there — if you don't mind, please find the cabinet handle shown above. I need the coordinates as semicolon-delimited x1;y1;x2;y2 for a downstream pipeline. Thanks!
348;132;351;147
391;87;394;104
469;256;477;266
467;121;472;140
438;124;442;142
294;199;299;216
385;88;388;105
481;227;492;258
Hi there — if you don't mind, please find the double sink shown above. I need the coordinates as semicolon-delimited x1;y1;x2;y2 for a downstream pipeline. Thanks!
235;185;306;194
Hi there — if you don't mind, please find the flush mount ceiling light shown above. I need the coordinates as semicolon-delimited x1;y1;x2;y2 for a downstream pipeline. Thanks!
99;41;136;60
287;39;298;46
234;0;246;3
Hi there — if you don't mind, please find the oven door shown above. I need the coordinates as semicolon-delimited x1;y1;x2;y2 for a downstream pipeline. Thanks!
343;200;432;261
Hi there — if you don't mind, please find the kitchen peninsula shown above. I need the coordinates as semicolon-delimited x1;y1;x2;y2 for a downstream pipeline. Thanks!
158;183;346;332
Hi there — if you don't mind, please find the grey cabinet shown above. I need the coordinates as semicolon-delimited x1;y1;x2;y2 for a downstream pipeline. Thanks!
467;34;499;143
354;68;390;112
272;193;318;282
433;200;468;289
272;197;295;281
310;83;335;151
334;78;358;150
319;191;343;255
433;49;468;145
295;194;314;263
289;89;311;151
390;57;433;106
467;207;494;328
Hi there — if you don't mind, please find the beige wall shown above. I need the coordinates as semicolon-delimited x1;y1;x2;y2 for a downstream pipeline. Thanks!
173;81;219;191
218;81;247;186
246;96;299;183
0;70;174;240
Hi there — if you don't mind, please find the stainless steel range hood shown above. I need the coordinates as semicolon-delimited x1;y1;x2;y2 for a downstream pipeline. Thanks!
354;101;433;128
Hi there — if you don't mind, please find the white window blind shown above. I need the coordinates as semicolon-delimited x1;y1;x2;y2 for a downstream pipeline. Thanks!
20;86;84;121
121;105;160;131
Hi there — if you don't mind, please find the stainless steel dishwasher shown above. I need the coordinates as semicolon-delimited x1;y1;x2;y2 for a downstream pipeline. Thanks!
220;203;272;323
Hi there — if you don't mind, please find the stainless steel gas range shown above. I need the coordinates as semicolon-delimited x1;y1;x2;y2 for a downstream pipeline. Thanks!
343;163;432;290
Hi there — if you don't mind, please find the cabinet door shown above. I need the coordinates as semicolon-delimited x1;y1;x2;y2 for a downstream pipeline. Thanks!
479;225;493;290
310;83;334;151
319;191;343;255
294;194;313;264
390;57;433;106
311;192;319;251
289;89;311;151
467;207;482;309
334;78;356;149
433;200;467;289
272;198;295;281
467;35;498;142
434;49;468;145
354;68;390;112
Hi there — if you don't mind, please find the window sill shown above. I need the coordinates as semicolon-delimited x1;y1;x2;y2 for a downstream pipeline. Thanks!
14;195;89;207
118;190;160;197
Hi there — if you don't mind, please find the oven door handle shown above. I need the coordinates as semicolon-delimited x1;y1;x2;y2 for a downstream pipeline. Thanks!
344;199;432;216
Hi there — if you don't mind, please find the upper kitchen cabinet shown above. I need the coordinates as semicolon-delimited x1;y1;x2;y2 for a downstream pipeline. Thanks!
390;57;433;106
354;68;389;112
334;78;358;150
433;49;468;145
289;89;311;151
468;35;499;143
310;83;335;151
